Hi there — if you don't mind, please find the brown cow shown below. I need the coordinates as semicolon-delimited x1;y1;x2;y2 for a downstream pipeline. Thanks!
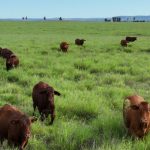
0;104;37;150
6;54;19;71
32;81;61;125
120;39;128;47
126;36;137;42
123;95;150;138
75;39;86;46
0;48;13;59
60;42;69;52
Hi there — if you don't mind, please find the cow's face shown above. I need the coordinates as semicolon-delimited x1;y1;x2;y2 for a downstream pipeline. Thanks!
64;44;69;49
131;102;150;132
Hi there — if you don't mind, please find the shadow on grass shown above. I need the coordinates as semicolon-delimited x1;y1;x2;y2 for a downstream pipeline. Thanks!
140;48;150;53
59;106;98;122
51;47;60;51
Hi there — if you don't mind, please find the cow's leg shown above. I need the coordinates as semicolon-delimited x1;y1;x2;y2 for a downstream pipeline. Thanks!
40;112;45;121
32;103;36;116
49;104;55;125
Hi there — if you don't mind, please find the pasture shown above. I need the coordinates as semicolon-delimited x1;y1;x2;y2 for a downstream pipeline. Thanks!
0;21;150;149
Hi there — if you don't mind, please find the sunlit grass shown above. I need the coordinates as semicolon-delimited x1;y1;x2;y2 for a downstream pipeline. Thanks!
0;21;150;149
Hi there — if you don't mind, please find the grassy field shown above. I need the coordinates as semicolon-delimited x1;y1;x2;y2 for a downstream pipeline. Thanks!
1;21;150;150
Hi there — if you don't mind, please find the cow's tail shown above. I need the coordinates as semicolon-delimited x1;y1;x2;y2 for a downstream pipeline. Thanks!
54;90;61;96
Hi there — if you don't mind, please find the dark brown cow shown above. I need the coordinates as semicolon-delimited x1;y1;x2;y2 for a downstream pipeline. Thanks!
126;36;137;42
0;104;37;150
75;39;86;46
123;95;150;138
6;54;19;71
32;81;61;125
120;39;128;47
60;42;69;52
0;48;13;59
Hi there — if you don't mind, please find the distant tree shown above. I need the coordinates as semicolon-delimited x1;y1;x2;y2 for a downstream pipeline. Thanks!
22;17;24;20
133;17;135;22
59;17;62;21
44;16;46;20
25;16;27;20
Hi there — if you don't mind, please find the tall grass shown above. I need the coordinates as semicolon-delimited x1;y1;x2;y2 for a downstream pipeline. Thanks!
0;21;150;149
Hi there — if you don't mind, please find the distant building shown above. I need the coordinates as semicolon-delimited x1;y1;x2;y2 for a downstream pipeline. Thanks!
112;17;121;22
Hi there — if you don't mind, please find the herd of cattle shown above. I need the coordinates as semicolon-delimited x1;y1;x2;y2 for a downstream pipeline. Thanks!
0;36;147;150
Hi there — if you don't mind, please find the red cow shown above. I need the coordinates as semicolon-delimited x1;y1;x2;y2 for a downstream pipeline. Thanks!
126;36;137;42
123;95;150;138
6;54;19;71
0;104;37;150
60;42;69;52
32;81;61;125
120;39;128;47
0;48;13;59
75;39;86;46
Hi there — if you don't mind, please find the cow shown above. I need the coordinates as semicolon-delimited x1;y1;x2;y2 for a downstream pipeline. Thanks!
32;81;61;125
120;39;128;47
123;95;150;138
0;48;13;59
126;36;137;42
0;104;37;150
60;42;69;52
6;54;19;71
75;39;86;46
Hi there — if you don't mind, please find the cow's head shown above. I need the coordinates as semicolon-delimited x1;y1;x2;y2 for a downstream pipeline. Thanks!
9;116;37;149
131;102;150;132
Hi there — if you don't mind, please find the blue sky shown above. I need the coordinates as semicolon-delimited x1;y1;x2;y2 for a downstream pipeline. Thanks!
1;0;150;18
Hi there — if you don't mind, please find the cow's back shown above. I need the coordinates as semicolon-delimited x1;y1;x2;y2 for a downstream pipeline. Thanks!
32;81;52;112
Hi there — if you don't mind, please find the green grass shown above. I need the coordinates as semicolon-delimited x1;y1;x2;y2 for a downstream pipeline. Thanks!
0;21;150;149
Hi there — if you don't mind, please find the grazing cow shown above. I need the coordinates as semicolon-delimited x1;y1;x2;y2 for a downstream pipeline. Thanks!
120;39;128;47
123;95;150;138
0;48;13;59
0;104;37;150
60;42;69;52
6;54;19;71
32;81;61;125
126;36;137;42
75;39;86;46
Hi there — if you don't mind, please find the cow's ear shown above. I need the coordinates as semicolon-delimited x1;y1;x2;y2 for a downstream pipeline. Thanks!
11;119;20;125
130;105;139;110
30;117;37;123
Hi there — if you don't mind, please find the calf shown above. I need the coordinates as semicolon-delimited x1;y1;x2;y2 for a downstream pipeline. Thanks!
0;104;37;150
120;39;128;47
60;42;69;52
123;95;150;138
6;54;19;71
0;48;13;59
32;81;61;125
75;38;86;46
126;36;137;42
